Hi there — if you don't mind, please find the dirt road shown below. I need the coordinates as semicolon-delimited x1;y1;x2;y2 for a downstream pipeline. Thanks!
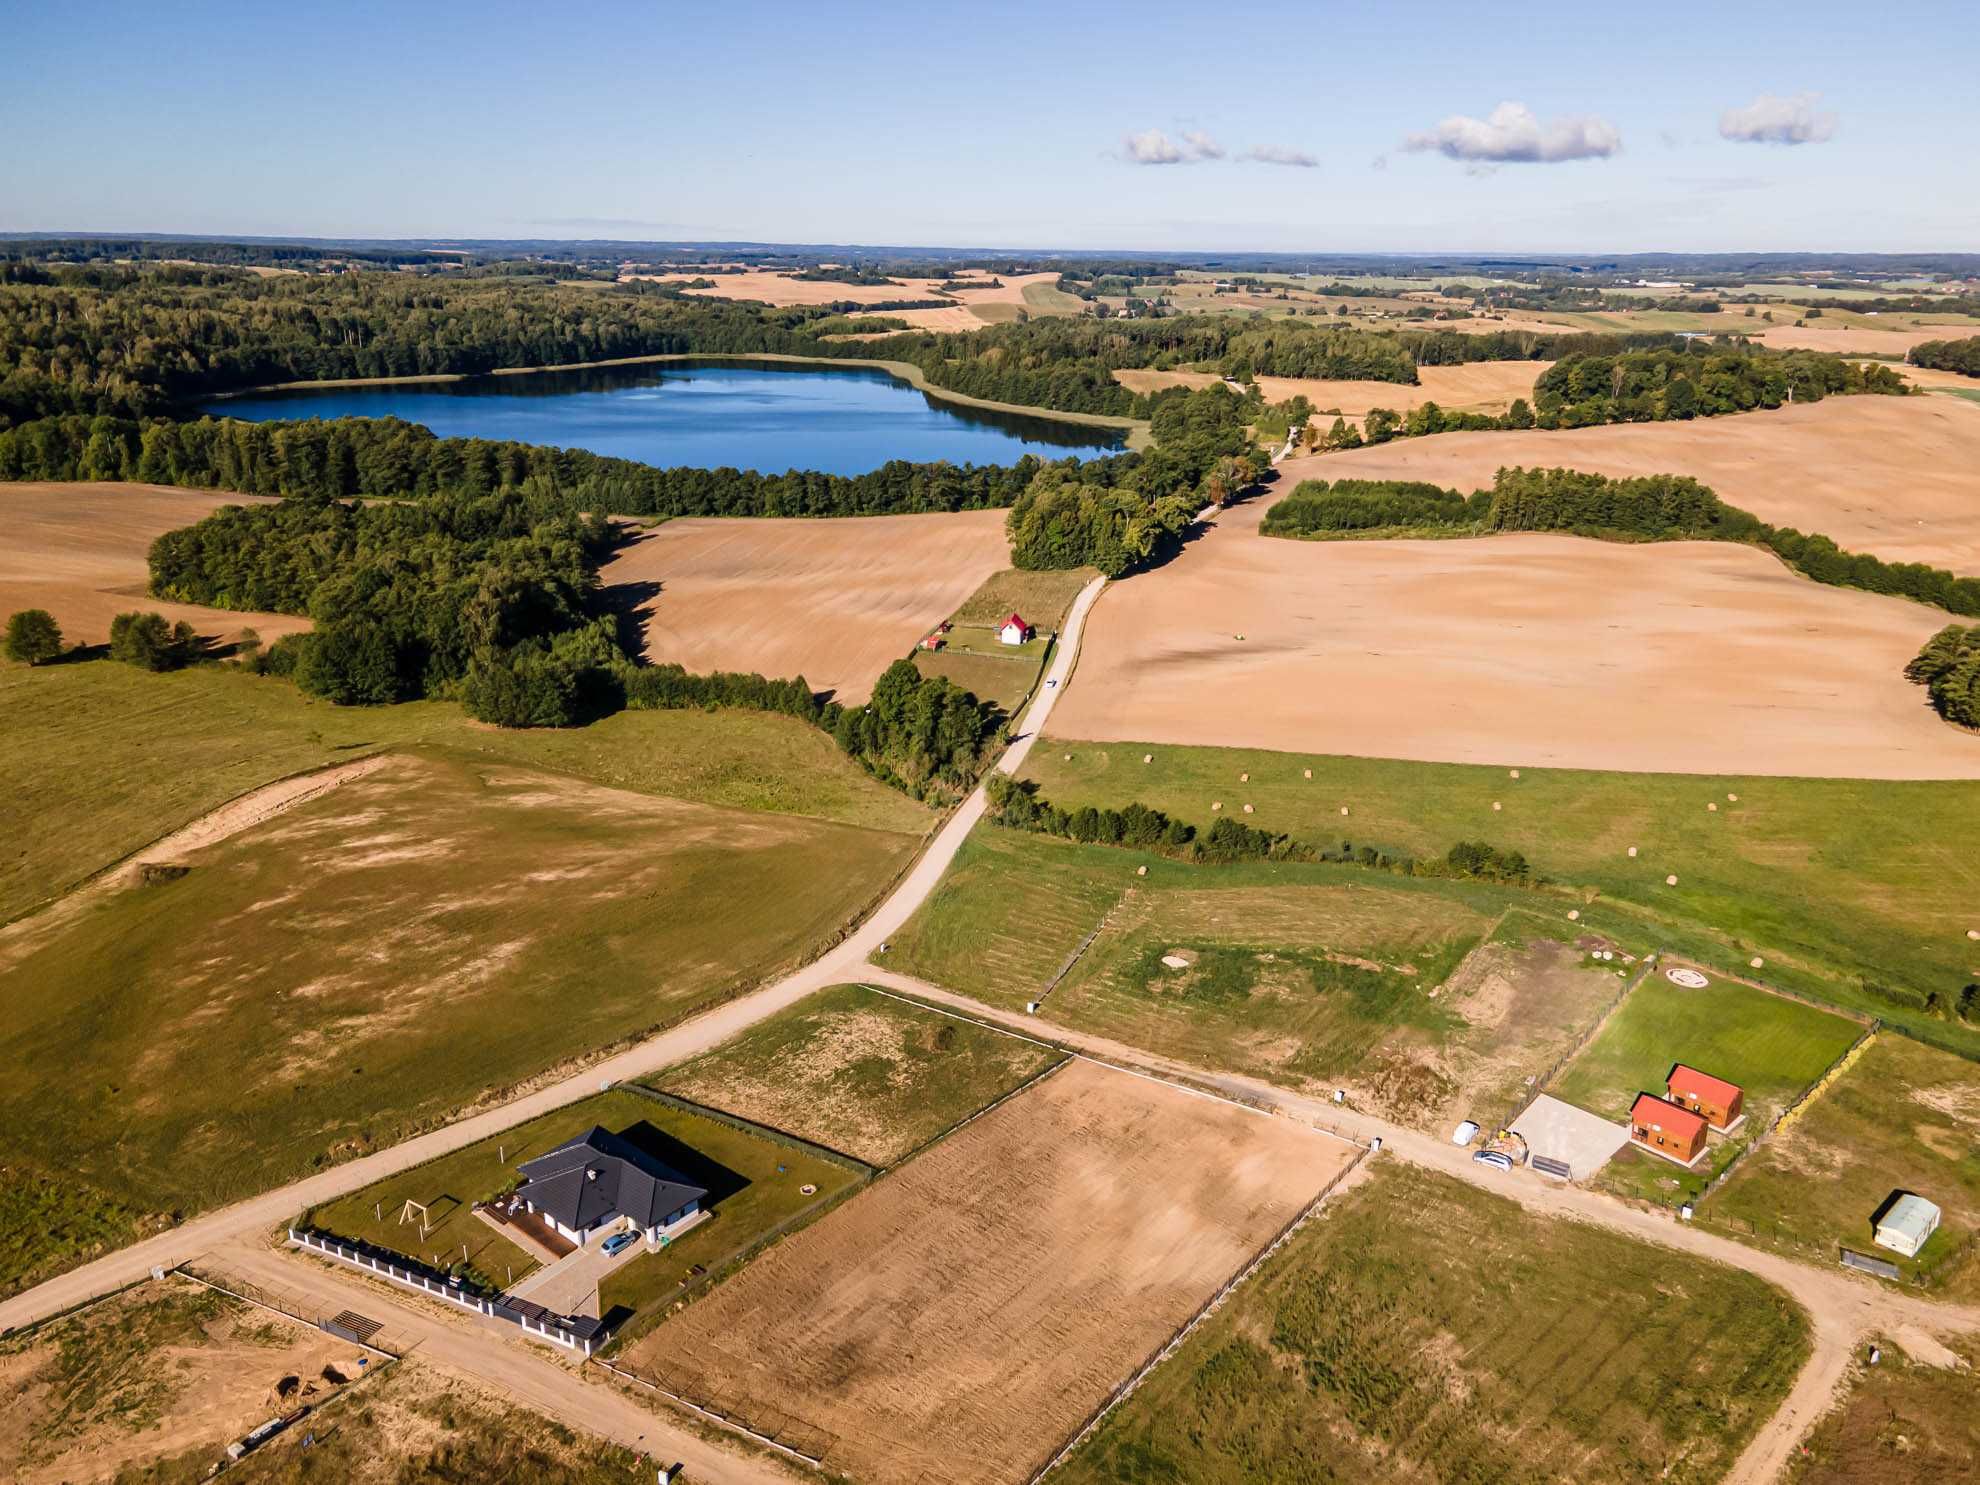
0;576;1108;1341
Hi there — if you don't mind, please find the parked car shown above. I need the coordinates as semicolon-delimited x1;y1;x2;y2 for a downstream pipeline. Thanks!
1472;1149;1514;1173
1451;1120;1480;1147
601;1230;638;1257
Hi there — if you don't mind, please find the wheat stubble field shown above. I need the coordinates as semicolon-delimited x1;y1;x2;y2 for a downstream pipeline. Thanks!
599;509;1010;701
1046;495;1979;778
629;1057;1352;1485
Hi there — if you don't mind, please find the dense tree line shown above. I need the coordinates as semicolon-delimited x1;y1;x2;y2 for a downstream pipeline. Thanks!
1262;465;1980;617
1905;626;1980;729
1911;336;1980;377
1533;345;1907;426
1261;478;1488;536
1213;322;1417;382
985;776;1534;882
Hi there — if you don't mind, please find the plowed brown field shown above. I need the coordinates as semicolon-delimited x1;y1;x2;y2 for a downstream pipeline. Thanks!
628;1057;1350;1485
1045;496;1980;779
0;483;309;649
622;270;1069;330
1294;396;1980;572
598;510;1009;702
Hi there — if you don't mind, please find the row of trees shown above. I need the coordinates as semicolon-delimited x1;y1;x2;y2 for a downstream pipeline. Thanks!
984;776;1535;881
1906;626;1980;729
1532;345;1908;426
1911;336;1980;377
3;607;204;671
1261;465;1980;617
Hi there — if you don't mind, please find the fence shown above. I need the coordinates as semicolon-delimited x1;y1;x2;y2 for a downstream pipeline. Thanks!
1492;953;1654;1132
287;1227;608;1356
1692;1025;1880;1206
592;1356;833;1473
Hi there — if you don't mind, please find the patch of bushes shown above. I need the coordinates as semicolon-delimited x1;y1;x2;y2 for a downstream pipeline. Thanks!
1906;625;1980;728
1261;479;1486;536
108;611;200;671
1911;334;1980;377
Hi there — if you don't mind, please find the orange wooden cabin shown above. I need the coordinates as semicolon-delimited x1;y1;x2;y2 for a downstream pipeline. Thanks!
1666;1065;1743;1130
1629;1093;1708;1164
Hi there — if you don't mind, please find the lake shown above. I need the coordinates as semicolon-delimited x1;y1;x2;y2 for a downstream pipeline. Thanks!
203;358;1125;476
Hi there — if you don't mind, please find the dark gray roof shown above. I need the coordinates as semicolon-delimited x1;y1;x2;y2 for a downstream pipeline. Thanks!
517;1125;706;1232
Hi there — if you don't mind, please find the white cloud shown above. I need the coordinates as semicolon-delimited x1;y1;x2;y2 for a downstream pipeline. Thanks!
1718;92;1837;145
1244;144;1318;168
1121;128;1224;165
1402;102;1621;164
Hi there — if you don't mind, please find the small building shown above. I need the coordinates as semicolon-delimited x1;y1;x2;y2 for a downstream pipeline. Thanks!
918;634;945;651
1666;1065;1743;1131
515;1126;707;1249
998;612;1034;646
1628;1093;1707;1165
1873;1193;1942;1258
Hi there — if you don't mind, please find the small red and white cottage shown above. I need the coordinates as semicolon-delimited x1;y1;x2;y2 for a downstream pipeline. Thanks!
998;612;1035;646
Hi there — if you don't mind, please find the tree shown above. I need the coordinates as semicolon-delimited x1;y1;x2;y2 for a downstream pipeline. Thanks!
108;610;196;670
4;608;63;664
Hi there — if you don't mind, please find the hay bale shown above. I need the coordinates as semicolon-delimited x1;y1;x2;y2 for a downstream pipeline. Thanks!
1239;771;1249;782
1492;801;1502;811
1967;929;1979;941
1142;753;1152;763
1136;865;1147;877
1509;768;1520;779
1708;802;1718;812
1567;909;1580;922
1665;874;1679;886
1242;803;1254;814
1750;957;1765;969
1211;801;1222;811
1063;753;1072;761
1340;806;1350;816
1303;768;1312;779
1627;846;1638;858
1727;792;1739;802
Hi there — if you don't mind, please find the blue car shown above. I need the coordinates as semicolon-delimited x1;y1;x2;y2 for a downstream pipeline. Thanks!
601;1230;638;1257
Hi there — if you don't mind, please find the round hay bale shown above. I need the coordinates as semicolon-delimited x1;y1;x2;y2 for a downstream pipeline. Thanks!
1492;801;1502;811
1666;874;1679;886
1510;768;1520;779
1242;803;1254;814
1303;767;1313;779
1727;792;1739;802
1967;928;1979;941
1211;801;1222;811
1143;753;1152;764
1750;956;1764;969
1340;806;1350;816
1063;753;1072;761
1627;846;1638;858
1240;771;1249;782
1136;865;1147;877
1708;802;1718;812
1567;909;1580;922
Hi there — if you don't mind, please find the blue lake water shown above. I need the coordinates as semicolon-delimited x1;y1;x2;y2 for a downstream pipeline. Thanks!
203;358;1124;476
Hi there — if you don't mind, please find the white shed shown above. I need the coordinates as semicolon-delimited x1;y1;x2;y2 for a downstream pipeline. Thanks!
1873;1193;1941;1258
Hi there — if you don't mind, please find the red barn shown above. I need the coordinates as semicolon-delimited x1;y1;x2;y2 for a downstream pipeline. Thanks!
1667;1065;1743;1130
1629;1093;1707;1164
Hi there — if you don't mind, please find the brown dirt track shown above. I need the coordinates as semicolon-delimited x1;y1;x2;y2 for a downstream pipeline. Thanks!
598;510;1010;702
1044;494;1980;779
630;1057;1351;1485
1302;397;1980;573
0;483;310;649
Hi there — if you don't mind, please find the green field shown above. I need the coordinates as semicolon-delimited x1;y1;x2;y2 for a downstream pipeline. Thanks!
0;746;910;1297
887;825;1627;1119
1784;1333;1980;1485
914;566;1093;713
1022;741;1980;1052
309;1087;857;1308
0;661;930;924
657;983;1062;1164
1058;1163;1809;1485
1020;280;1087;316
1551;973;1863;1203
1706;1035;1980;1295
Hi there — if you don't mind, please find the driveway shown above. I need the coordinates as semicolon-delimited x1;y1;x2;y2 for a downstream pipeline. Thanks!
1510;1094;1632;1179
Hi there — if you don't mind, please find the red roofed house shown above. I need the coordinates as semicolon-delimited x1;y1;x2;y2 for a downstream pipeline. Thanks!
1666;1065;1743;1130
1629;1093;1708;1165
999;612;1035;646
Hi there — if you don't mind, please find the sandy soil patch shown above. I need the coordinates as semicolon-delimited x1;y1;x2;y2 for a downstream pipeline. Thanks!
0;1278;355;1485
0;482;311;649
1896;362;1980;395
1046;501;1980;779
621;270;1069;332
1290;396;1980;573
1112;364;1546;419
599;510;1009;702
629;1058;1350;1485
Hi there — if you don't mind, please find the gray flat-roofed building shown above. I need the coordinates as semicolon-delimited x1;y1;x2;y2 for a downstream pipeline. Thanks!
1873;1192;1942;1258
516;1126;706;1248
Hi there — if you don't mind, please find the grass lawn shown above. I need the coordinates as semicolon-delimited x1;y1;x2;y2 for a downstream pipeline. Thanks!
885;824;1577;1116
912;565;1092;714
1020;280;1087;316
1784;1333;1980;1485
1022;740;1980;1053
1706;1034;1980;1296
949;566;1096;632
0;660;930;923
913;645;1045;715
1550;972;1863;1205
0;748;907;1294
1057;1163;1810;1485
309;1087;857;1309
654;983;1063;1165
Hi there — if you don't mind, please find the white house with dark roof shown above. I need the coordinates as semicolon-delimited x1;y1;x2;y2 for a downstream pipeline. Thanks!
515;1126;707;1248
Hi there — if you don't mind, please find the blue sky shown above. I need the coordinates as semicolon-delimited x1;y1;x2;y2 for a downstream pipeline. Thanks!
4;0;1976;251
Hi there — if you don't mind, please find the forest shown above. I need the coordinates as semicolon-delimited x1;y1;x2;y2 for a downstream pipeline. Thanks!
1532;345;1907;425
1911;335;1980;377
1906;626;1980;729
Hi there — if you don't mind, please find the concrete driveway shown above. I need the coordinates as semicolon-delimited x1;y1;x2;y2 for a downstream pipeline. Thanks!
1509;1095;1632;1180
508;1237;638;1317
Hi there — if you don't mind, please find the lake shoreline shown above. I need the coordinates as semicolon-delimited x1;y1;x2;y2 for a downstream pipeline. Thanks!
201;352;1154;452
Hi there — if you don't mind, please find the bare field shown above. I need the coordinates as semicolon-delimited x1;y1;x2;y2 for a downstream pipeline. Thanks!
600;510;1009;702
0;482;310;648
622;270;1073;330
1755;321;1965;355
629;1058;1351;1485
1291;396;1980;573
1113;362;1546;419
1047;501;1980;778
